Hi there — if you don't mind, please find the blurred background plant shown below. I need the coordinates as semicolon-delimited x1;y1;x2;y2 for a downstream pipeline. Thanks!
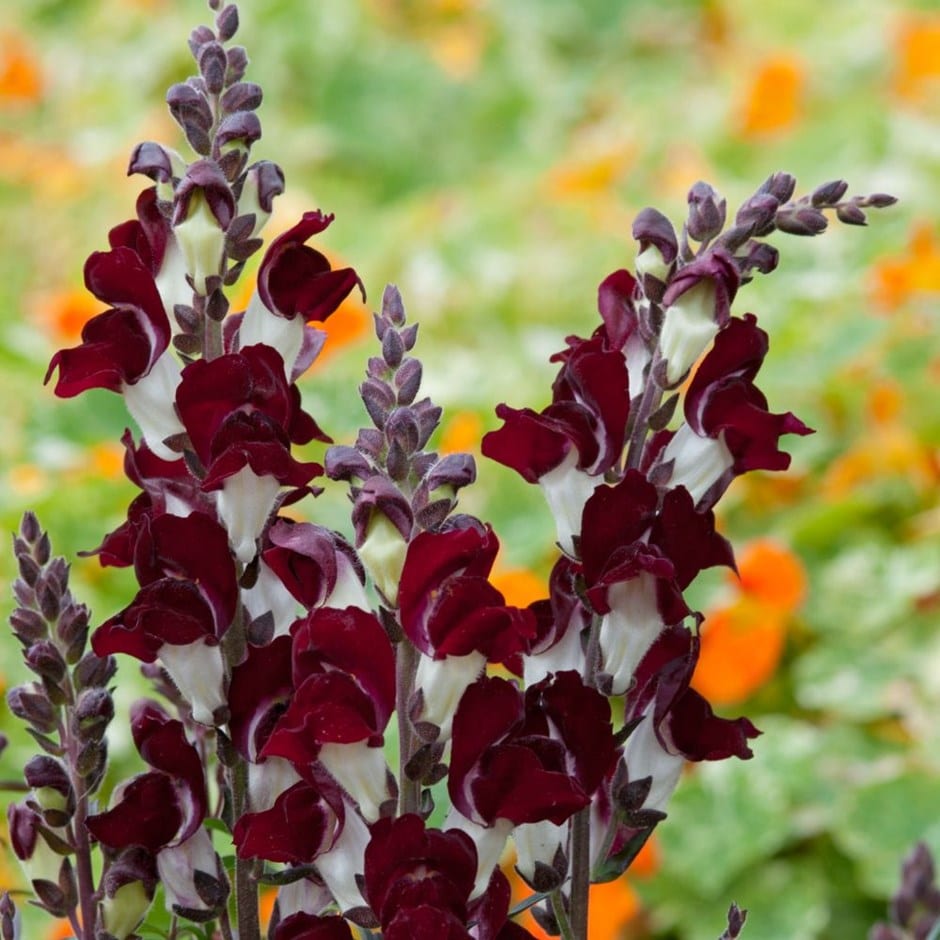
0;0;937;938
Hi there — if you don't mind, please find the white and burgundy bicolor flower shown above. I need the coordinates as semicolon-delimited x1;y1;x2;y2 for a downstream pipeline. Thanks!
91;512;238;723
655;313;812;508
175;343;328;562
362;814;538;940
45;245;185;460
397;521;536;739
86;701;215;915
622;625;760;814
579;470;733;694
260;606;397;821
447;672;617;895
482;327;630;555
237;211;364;378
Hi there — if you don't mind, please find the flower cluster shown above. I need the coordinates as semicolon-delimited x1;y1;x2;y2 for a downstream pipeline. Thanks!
3;2;896;939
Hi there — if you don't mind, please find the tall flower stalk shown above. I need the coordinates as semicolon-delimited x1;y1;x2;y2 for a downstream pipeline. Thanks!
3;2;895;939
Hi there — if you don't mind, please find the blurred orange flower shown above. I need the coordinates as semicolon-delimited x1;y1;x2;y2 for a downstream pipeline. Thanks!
893;14;940;104
822;379;937;498
870;222;940;311
45;919;74;940
36;289;101;345
737;54;805;138
0;30;42;105
693;539;806;706
439;410;483;454
491;565;545;609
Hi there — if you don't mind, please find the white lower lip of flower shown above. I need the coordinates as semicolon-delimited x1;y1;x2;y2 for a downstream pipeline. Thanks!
102;879;151;940
248;757;302;811
598;574;664;695
659;282;719;385
414;651;486;741
241;559;300;638
523;620;585;688
276;875;333;920
217;466;281;564
661;424;734;504
323;556;370;611
538;451;598;556
357;514;407;606
154;236;192;327
443;811;514;899
622;713;684;814
315;806;370;914
122;352;185;461
156;827;217;912
317;741;390;823
238;292;305;378
513;819;566;884
174;197;225;296
158;639;226;726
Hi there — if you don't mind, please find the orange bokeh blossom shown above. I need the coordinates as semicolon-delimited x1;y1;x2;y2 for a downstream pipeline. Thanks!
693;539;807;706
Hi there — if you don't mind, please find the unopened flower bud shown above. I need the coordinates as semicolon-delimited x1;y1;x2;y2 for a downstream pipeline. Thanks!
216;4;239;42
102;880;153;940
659;278;719;385
810;179;848;206
73;651;117;690
174;191;226;294
686;180;726;242
358;513;408;605
9;608;47;645
25;641;67;685
198;41;227;95
75;687;115;741
0;891;18;940
7;685;57;734
394;356;423;405
237;160;283;238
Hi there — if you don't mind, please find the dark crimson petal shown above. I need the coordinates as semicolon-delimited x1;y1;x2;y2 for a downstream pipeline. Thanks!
650;486;735;589
273;913;354;940
175;344;295;465
262;520;351;609
667;686;761;761
481;404;570;483
448;676;524;821
471;742;589;826
579;471;659;588
291;607;396;732
262;672;382;763
597;269;640;350
85;773;183;851
202;427;323;491
108;187;170;274
46;309;157;396
227;635;294;760
257;211;364;323
233;781;340;863
132;512;238;635
364;815;476;927
525;671;617;795
632;207;679;264
399;524;500;653
684;314;812;474
130;700;208;841
384;906;471;940
584;541;674;616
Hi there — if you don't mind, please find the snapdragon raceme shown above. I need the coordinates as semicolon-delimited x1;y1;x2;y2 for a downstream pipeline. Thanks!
3;2;896;939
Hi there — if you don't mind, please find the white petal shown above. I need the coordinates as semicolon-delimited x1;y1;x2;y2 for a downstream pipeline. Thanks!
315;807;370;914
622;714;684;814
248;757;302;811
443;812;514;899
660;281;718;385
661;424;734;504
538;450;598;555
217;466;281;564
598;574;664;695
323;554;370;611
414;651;486;741
318;741;390;823
156;828;217;912
239;292;305;378
513;819;566;885
241;559;300;638
158;639;226;726
122;352;185;461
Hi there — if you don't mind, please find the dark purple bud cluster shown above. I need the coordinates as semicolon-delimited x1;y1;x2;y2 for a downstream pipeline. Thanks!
870;842;940;940
327;284;477;543
718;903;748;939
5;517;118;928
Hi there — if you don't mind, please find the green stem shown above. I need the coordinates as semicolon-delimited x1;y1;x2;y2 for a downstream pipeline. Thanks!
396;637;420;815
550;887;576;940
567;808;591;940
231;756;261;940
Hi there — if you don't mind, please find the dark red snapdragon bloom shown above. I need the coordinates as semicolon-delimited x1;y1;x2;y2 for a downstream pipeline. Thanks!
260;606;396;820
273;913;354;940
656;314;812;508
397;521;535;738
91;511;238;723
86;700;208;853
621;625;760;813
